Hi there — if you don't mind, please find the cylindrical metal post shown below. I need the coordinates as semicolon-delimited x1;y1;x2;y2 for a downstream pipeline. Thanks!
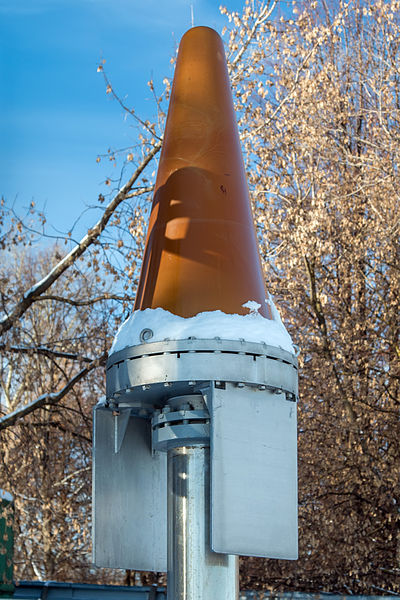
167;446;238;600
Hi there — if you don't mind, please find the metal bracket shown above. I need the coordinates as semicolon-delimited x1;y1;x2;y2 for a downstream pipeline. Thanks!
210;383;298;559
112;408;131;453
92;404;167;571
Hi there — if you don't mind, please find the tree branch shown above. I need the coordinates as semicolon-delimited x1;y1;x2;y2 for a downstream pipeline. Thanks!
0;353;106;430
100;69;162;141
0;344;94;363
230;0;278;69
0;151;160;337
32;293;136;307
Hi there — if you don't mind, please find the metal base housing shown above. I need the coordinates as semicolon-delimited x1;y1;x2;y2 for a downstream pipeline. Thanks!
93;338;298;570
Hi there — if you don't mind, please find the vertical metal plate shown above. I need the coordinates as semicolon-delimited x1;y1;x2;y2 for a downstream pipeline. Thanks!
210;384;298;559
93;405;167;571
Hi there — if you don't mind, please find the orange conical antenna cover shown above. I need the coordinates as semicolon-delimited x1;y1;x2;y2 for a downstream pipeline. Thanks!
134;26;271;319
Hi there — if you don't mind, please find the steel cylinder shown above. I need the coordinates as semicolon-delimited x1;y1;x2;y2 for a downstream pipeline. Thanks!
167;446;238;600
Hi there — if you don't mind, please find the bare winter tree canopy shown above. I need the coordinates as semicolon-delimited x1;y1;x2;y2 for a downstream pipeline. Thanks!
0;0;399;593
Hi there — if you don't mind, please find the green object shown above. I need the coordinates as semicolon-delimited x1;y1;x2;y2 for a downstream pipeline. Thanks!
0;490;14;598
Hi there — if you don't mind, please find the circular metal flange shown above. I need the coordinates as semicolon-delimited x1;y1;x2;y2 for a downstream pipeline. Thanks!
152;408;210;452
106;338;298;409
152;394;210;451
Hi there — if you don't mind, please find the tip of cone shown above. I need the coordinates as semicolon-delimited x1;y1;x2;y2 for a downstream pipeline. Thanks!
180;25;222;45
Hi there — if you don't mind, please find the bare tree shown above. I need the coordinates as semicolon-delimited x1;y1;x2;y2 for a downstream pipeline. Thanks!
0;0;398;592
235;0;400;594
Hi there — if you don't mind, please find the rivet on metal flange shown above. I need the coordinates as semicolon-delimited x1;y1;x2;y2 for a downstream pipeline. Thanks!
140;328;154;343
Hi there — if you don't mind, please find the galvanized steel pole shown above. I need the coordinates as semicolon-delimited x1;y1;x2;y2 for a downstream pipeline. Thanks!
167;446;238;600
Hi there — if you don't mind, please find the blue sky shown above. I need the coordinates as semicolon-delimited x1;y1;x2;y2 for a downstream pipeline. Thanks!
0;0;247;241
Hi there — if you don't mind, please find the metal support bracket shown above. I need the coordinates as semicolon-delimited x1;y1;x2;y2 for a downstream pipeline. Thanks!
92;404;167;571
113;408;131;453
209;383;298;559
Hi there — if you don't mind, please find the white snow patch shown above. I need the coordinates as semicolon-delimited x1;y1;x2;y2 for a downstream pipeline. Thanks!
0;489;13;503
110;296;295;356
242;300;262;315
266;293;285;325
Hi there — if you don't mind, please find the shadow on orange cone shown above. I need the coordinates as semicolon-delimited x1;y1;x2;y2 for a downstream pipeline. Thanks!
134;26;271;320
